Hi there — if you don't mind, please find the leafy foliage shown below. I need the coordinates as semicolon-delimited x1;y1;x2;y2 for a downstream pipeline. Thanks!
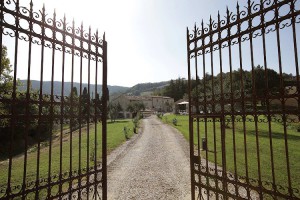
157;66;290;103
126;102;145;118
108;102;122;122
126;81;169;96
0;46;13;92
80;87;90;123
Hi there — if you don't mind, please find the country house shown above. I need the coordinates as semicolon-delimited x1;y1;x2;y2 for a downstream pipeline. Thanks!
111;94;174;118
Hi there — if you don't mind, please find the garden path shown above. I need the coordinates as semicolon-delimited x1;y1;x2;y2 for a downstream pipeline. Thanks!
107;115;191;200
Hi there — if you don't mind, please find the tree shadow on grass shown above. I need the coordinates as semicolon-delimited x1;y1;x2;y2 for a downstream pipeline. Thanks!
246;130;300;141
107;120;130;124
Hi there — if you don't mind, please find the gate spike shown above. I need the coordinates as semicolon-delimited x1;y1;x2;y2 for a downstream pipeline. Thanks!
89;26;91;37
226;6;231;22
248;0;252;10
53;8;56;19
96;29;99;40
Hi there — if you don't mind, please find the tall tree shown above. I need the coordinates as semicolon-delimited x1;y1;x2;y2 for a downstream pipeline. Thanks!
108;102;122;122
67;87;79;130
0;45;12;128
253;65;280;96
162;78;188;101
80;87;90;123
0;45;13;92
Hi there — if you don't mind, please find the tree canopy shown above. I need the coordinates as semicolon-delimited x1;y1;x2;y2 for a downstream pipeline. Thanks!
0;45;13;92
158;66;291;102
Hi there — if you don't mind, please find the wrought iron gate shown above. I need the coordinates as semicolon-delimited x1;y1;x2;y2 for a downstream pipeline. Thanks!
0;0;107;199
187;0;299;199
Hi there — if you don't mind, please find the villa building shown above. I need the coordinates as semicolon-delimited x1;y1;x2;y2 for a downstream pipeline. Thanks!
111;94;174;118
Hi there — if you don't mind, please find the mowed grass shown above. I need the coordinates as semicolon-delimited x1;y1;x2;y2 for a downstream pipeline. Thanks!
0;119;135;196
162;114;300;191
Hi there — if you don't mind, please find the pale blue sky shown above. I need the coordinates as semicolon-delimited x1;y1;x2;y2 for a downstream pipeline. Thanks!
3;0;299;87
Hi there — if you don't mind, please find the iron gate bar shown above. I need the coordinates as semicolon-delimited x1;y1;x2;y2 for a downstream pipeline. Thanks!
68;18;75;200
102;33;108;200
275;2;293;198
237;3;251;198
248;1;263;198
0;0;107;199
187;0;300;199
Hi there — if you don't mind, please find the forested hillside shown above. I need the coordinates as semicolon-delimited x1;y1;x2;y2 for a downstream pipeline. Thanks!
125;81;169;96
155;66;295;102
18;80;129;96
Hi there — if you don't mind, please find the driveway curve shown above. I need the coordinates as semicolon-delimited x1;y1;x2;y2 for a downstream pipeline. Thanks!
107;115;191;200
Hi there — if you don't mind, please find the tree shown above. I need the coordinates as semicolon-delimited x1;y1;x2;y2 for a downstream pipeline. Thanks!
0;45;12;128
80;87;90;123
0;45;13;92
0;46;54;158
127;102;145;118
67;87;79;130
253;65;280;96
108;102;122;122
161;78;188;101
72;86;78;96
92;93;102;122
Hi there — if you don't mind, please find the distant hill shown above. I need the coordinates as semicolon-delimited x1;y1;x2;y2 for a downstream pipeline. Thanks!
19;80;129;96
18;80;170;97
125;81;169;96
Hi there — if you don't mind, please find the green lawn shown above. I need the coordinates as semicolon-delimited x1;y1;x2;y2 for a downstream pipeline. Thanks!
162;114;300;192
0;119;136;197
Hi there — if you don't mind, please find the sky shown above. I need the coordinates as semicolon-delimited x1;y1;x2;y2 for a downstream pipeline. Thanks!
2;0;299;87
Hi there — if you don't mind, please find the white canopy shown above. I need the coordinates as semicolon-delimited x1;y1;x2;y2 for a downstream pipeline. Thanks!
178;101;189;105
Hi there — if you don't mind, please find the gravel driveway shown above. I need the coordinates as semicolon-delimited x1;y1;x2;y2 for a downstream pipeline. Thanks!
107;115;191;200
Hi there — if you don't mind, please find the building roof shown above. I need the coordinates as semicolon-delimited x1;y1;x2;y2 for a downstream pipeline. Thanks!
111;94;174;102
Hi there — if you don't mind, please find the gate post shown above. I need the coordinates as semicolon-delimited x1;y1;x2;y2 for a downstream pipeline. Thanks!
187;27;195;200
102;33;108;200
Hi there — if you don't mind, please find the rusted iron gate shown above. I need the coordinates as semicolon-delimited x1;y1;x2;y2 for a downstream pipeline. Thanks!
187;0;299;199
0;0;107;199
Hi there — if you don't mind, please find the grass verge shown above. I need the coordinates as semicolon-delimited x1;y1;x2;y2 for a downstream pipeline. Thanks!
0;119;136;197
161;114;300;192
